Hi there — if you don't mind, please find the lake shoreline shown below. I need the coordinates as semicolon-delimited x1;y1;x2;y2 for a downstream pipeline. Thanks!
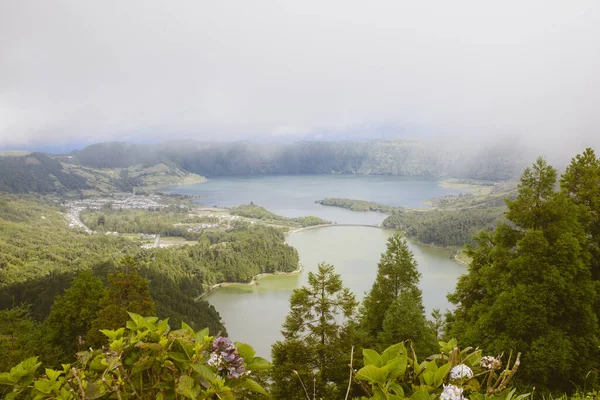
196;263;305;300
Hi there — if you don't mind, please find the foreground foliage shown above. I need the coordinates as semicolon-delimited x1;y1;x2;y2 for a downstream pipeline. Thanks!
355;339;525;400
0;313;270;399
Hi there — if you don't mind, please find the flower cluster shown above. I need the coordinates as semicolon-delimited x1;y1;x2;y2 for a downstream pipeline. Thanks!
207;336;247;379
449;364;473;380
480;356;502;370
440;384;464;400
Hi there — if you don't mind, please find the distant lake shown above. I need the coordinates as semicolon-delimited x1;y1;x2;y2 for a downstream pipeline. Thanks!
167;175;471;358
167;175;471;225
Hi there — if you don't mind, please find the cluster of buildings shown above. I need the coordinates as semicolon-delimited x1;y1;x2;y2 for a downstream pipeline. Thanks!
64;194;168;233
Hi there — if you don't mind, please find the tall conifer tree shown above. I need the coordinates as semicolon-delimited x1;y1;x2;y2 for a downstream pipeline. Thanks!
271;263;357;400
359;233;436;355
449;156;600;392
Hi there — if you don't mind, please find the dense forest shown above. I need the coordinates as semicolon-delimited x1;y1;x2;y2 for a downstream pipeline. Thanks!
316;197;508;247
382;207;506;247
229;203;330;227
0;195;299;347
316;197;399;213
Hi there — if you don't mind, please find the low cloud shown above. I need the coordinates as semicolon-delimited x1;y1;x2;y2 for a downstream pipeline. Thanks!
1;0;599;153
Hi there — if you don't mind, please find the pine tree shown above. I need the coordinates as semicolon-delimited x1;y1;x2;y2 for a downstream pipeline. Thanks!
271;263;357;399
87;257;155;347
45;270;105;360
378;291;437;355
560;147;600;281
358;233;435;354
449;155;600;392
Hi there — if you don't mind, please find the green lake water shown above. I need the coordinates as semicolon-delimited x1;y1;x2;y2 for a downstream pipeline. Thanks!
168;176;470;359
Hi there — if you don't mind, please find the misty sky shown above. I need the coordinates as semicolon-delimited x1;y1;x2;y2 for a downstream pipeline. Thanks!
1;1;599;149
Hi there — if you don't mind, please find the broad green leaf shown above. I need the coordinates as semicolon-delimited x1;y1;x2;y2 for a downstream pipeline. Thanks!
387;381;405;397
0;372;16;385
191;363;216;380
239;378;269;396
168;351;190;364
381;353;408;379
381;342;407;363
363;349;384;367
355;365;387;386
235;343;256;361
181;321;195;334
410;388;431;400
176;375;199;399
433;362;451;388
34;379;53;394
127;312;145;329
246;357;271;371
195;327;209;343
45;368;62;382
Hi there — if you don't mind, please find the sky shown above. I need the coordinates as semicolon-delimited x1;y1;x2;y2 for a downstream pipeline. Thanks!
1;1;599;152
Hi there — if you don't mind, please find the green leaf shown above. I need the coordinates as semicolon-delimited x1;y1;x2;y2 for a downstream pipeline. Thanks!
381;342;407;363
235;343;256;360
246;357;271;371
355;365;387;386
387;381;405;397
433;362;451;388
176;375;199;399
45;368;62;382
239;378;269;396
381;353;408;380
410;388;431;400
34;379;53;394
195;327;209;343
168;351;190;364
127;312;145;329
363;349;384;367
191;364;216;381
100;327;124;341
181;321;195;334
0;372;15;385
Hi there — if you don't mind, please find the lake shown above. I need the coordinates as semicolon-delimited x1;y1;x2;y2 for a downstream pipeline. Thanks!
167;174;469;225
167;175;470;358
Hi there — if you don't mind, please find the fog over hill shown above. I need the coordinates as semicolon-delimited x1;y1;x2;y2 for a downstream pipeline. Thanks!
69;138;529;181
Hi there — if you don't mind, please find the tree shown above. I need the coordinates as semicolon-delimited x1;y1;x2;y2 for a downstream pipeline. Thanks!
44;271;105;360
378;291;437;356
0;305;36;371
359;233;436;354
271;263;357;399
560;147;600;281
87;257;155;347
448;155;600;392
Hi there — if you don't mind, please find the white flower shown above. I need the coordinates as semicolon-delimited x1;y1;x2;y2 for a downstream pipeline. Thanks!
207;353;221;367
440;384;464;400
480;356;501;370
450;364;473;380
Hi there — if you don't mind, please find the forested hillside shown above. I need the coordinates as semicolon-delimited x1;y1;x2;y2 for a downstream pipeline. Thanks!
317;191;511;247
230;203;330;227
0;153;89;194
71;138;528;181
0;195;299;336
